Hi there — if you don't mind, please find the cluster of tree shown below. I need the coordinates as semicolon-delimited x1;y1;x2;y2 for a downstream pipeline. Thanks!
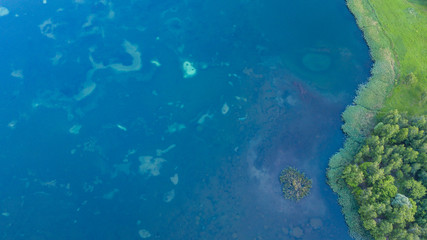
342;110;427;240
279;167;312;201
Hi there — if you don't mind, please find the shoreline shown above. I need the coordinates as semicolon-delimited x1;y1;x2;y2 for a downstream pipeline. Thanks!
327;0;398;239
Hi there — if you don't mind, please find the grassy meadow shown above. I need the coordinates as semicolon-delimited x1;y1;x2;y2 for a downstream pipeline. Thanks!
370;0;427;115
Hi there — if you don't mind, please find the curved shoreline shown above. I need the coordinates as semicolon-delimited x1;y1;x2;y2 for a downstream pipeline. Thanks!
327;0;398;239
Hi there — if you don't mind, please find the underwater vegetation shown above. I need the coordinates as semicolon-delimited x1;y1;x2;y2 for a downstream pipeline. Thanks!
0;0;373;238
279;167;312;201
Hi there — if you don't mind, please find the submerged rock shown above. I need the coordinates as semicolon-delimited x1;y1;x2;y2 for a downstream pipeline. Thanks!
74;81;96;101
167;123;186;133
197;112;214;124
163;189;175;203
1;212;10;217
139;156;166;177
221;103;229;115
69;124;82;134
138;229;151;239
110;40;142;72
170;173;179;185
103;188;119;199
156;144;176;156
0;6;9;17
291;226;304;238
182;61;196;78
116;124;127;131
11;69;24;79
39;18;56;39
150;60;161;67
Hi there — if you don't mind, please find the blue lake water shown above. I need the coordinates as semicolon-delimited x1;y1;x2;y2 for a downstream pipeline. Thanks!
0;0;371;239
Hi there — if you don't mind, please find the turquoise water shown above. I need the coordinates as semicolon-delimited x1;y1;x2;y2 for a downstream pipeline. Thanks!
0;0;371;239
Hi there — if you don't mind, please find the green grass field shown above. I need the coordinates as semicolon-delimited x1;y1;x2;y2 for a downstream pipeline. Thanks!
370;0;427;115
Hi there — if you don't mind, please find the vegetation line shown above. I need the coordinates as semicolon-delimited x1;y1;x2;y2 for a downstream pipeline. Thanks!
328;0;427;239
364;0;401;78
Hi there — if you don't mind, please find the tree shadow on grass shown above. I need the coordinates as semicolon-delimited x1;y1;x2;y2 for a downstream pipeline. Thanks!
408;0;427;7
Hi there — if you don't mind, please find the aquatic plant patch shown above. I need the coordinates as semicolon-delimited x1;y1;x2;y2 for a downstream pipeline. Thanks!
279;167;312;201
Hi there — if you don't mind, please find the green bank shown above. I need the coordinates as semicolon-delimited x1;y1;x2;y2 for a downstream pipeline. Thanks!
328;0;427;239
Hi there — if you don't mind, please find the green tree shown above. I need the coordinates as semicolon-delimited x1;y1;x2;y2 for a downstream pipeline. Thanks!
408;126;420;141
341;110;426;239
360;162;384;185
403;179;426;200
382;110;401;125
363;218;377;231
356;187;375;204
394;127;408;143
403;147;419;164
389;204;415;224
392;193;412;208
375;175;397;201
378;220;393;236
342;164;364;188
359;203;377;220
389;228;409;240
374;123;400;140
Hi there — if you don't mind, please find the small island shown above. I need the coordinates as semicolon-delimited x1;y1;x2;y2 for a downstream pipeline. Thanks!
279;167;312;201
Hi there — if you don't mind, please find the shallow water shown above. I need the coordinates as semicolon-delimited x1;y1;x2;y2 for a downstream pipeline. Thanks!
0;0;371;239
